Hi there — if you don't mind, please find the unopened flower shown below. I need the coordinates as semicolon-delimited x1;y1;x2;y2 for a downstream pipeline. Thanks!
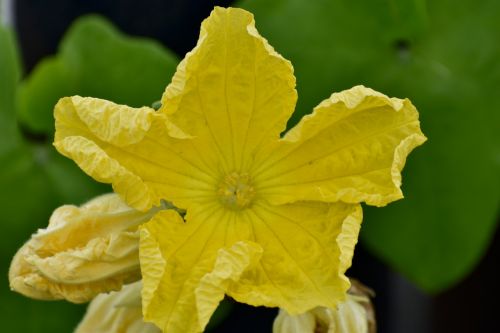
75;281;160;333
11;6;425;333
273;280;376;333
9;193;159;303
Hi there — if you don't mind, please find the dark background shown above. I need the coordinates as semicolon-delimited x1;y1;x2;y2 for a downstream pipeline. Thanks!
8;0;500;332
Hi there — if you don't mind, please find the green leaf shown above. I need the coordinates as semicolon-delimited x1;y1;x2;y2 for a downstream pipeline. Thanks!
0;146;56;253
42;147;109;204
17;57;76;134
240;0;500;292
0;24;22;154
18;15;179;134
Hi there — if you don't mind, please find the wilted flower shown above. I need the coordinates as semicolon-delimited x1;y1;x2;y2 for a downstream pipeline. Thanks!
9;193;160;303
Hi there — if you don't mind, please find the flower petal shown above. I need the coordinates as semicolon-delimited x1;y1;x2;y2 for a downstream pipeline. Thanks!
196;240;263;329
160;7;297;172
54;96;217;211
8;194;154;303
227;201;362;314
139;208;262;333
254;85;427;207
75;281;160;333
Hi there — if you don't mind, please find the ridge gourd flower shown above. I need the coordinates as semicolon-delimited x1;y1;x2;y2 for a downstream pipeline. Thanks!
13;6;425;333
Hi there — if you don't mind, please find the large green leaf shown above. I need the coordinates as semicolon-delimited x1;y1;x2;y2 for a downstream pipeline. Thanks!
0;24;21;154
240;0;500;292
18;15;179;134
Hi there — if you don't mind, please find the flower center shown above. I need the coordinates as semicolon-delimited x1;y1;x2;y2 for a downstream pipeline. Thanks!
218;172;255;210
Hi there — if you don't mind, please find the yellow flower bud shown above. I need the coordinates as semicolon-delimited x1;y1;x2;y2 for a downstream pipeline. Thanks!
273;280;376;333
9;193;160;303
75;281;160;333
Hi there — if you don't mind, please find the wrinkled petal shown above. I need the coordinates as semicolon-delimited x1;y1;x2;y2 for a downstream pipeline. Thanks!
160;7;297;172
9;194;157;303
139;208;262;333
226;201;362;314
254;85;427;207
75;281;160;333
54;96;217;211
195;241;263;328
139;200;361;332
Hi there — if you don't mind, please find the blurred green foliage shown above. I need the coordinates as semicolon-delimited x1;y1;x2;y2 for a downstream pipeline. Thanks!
18;15;179;134
240;0;500;291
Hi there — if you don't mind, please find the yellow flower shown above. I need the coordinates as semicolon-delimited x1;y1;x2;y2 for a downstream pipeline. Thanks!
9;193;159;303
53;6;425;333
273;280;376;333
75;281;160;333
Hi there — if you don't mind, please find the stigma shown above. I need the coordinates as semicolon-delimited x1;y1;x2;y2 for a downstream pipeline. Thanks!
218;172;255;210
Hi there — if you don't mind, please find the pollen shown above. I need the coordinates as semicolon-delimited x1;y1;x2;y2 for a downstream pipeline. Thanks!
218;172;255;210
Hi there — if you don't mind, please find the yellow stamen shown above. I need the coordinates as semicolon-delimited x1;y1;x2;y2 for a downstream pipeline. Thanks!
218;172;255;210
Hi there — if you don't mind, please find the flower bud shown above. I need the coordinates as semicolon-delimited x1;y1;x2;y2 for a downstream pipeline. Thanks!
9;194;161;303
75;281;160;333
273;279;376;333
